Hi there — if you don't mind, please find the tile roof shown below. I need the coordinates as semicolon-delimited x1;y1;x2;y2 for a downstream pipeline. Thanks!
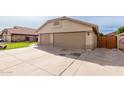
3;26;38;35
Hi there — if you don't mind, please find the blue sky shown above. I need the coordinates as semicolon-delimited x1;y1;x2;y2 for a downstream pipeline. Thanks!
0;16;124;34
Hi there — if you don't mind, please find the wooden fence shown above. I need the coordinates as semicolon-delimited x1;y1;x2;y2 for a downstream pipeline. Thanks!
98;36;117;49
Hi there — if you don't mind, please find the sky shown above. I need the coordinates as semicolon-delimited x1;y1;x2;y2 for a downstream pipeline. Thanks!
0;16;124;34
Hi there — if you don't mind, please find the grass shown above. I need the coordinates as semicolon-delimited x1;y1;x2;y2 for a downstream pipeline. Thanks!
0;42;37;50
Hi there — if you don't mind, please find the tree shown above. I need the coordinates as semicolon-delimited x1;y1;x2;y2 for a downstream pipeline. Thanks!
116;26;124;34
99;32;104;36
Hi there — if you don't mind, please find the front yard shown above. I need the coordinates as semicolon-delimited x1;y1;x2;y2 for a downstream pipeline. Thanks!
0;42;36;50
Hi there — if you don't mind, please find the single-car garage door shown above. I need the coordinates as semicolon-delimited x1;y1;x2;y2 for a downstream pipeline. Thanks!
54;32;85;49
41;34;50;45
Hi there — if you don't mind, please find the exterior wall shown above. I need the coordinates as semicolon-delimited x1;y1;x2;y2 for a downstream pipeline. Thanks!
93;32;97;48
50;34;53;46
38;20;93;34
2;31;12;42
12;35;37;42
29;36;37;42
2;35;11;42
12;35;26;42
85;32;97;49
7;35;12;42
2;35;6;41
38;34;41;44
94;34;97;48
117;35;124;49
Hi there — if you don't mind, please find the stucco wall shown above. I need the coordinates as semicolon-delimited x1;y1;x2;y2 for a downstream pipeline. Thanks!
2;35;6;41
7;35;11;42
117;35;124;49
38;34;41;44
2;31;12;42
85;32;97;49
2;35;11;42
92;32;97;48
38;20;93;34
12;35;26;42
12;35;37;42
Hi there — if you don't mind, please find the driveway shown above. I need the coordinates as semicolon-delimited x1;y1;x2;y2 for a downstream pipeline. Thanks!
0;45;124;76
62;48;124;75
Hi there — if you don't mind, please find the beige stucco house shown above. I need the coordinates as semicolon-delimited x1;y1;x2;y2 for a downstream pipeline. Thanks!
117;33;124;49
37;16;99;50
1;26;38;42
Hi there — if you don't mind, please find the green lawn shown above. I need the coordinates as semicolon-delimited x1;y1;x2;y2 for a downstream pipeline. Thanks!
0;42;37;50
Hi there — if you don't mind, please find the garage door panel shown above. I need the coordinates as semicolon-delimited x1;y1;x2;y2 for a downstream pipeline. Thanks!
41;34;50;45
54;32;85;49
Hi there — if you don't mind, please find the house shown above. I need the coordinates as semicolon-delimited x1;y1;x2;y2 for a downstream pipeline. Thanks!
105;31;116;36
117;32;124;49
1;26;38;42
0;31;2;39
37;16;99;50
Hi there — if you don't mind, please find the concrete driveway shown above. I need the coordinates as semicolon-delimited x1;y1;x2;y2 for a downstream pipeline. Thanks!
0;45;124;76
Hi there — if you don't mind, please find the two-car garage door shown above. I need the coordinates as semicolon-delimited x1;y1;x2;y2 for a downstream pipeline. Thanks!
54;32;85;49
41;32;85;49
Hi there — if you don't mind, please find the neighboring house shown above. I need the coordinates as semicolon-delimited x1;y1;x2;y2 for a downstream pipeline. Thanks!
105;31;116;36
117;32;124;49
2;26;38;42
37;16;99;50
0;31;2;39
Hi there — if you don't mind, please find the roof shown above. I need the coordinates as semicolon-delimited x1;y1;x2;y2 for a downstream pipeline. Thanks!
105;31;116;36
36;16;99;34
2;26;38;35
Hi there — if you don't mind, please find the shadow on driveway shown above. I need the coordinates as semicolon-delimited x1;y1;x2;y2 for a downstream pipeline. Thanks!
34;45;124;67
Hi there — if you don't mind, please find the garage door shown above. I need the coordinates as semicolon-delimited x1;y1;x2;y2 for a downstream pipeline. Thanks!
54;32;85;49
41;34;50;45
